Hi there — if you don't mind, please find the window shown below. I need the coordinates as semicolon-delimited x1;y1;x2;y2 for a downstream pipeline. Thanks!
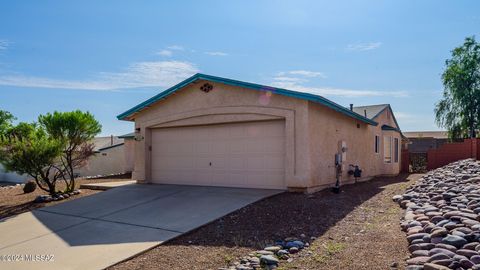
394;138;399;163
384;136;392;163
374;135;380;153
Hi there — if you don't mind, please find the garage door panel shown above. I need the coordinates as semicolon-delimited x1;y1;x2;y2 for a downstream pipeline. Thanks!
151;121;285;189
264;140;284;153
229;140;246;153
245;125;262;137
229;125;246;138
211;141;228;155
227;157;245;170
265;157;284;170
246;157;266;170
246;140;264;153
195;128;210;140
193;158;210;170
210;157;226;169
194;141;210;154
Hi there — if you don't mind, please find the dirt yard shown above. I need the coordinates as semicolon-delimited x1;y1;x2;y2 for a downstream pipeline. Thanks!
0;174;132;220
110;174;422;270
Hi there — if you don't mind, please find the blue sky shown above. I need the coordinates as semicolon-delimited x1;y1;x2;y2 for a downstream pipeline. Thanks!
0;1;479;136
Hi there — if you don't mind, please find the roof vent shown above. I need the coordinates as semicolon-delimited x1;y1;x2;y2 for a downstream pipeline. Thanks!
200;83;213;93
349;104;353;111
364;109;367;117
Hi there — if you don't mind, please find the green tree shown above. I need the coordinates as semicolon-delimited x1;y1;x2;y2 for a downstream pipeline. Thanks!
435;36;480;139
0;122;65;195
0;110;101;195
39;110;102;192
0;110;15;136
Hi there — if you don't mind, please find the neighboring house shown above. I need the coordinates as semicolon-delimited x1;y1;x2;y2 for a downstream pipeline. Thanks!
117;73;401;192
403;131;449;153
75;135;134;177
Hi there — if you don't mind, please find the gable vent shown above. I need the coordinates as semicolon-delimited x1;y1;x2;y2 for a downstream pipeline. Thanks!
200;83;213;93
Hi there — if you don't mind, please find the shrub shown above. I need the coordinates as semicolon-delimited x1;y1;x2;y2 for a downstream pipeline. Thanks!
23;180;37;193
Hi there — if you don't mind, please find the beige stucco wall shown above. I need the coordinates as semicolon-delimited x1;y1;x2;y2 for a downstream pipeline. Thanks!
128;80;400;191
123;139;135;173
76;145;126;177
308;102;401;191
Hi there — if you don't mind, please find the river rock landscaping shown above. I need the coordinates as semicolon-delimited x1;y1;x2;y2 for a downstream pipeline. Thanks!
33;189;82;203
394;159;480;269
218;238;308;270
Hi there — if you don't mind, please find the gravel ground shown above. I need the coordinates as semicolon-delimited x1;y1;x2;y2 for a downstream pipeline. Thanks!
0;174;132;220
110;174;422;270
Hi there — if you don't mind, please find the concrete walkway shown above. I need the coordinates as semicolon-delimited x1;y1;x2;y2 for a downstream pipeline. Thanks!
0;184;283;270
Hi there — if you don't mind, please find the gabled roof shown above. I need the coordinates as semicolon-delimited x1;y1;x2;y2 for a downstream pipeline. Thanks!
352;104;389;119
353;104;400;131
117;73;378;126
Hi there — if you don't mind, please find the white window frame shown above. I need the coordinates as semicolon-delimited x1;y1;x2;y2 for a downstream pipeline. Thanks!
384;136;392;163
394;137;399;163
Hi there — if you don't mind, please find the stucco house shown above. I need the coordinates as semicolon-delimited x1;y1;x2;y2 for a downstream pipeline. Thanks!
75;135;135;177
118;73;401;192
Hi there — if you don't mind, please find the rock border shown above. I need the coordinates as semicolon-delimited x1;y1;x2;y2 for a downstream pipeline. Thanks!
218;237;310;270
393;159;480;270
34;190;82;203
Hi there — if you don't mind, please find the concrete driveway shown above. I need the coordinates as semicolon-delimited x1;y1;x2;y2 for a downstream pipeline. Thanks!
0;184;282;270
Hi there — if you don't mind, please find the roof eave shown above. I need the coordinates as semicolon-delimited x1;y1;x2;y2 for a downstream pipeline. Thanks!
97;142;125;151
117;73;378;126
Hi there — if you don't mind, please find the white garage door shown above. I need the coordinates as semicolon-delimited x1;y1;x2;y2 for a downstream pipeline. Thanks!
150;120;285;189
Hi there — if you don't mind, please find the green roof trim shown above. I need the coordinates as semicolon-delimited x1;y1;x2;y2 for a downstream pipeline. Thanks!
118;132;135;139
117;73;378;126
381;124;401;132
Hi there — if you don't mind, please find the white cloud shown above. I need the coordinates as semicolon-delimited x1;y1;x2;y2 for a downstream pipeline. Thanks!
346;42;382;52
277;70;326;78
0;61;199;91
167;45;185;51
271;80;408;98
205;51;228;56
272;76;307;83
156;50;173;57
0;40;10;51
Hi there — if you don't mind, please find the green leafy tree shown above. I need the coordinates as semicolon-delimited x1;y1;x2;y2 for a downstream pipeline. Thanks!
0;122;65;195
0;110;15;136
39;110;101;192
0;110;102;195
435;36;480;139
